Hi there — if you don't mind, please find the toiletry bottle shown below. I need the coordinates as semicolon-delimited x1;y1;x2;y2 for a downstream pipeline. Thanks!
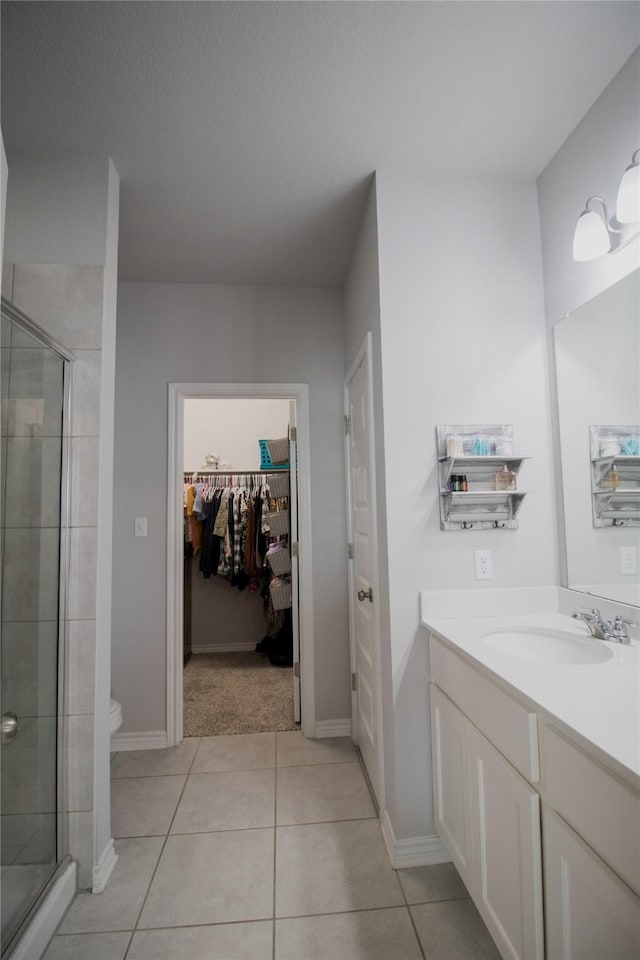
610;464;619;490
495;465;517;491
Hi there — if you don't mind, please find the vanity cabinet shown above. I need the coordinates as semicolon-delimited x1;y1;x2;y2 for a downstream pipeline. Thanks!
540;721;640;959
428;633;640;960
430;683;544;960
543;808;640;960
430;684;474;891
468;725;544;960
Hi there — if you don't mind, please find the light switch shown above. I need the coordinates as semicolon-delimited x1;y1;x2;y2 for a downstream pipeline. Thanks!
134;517;148;537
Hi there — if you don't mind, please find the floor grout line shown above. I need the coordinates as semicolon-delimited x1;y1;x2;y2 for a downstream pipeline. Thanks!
53;893;473;940
113;812;382;842
41;929;136;937
121;741;202;958
396;863;428;960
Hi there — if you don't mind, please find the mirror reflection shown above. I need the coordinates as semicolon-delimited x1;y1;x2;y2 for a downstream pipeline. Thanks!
554;270;640;608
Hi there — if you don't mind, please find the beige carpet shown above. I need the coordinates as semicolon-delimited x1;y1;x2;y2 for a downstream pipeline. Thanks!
183;652;298;737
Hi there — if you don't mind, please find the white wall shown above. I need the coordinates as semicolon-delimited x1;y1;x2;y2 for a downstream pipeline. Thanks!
537;48;640;325
112;282;349;734
3;153;111;267
374;170;555;840
183;398;289;471
190;574;267;651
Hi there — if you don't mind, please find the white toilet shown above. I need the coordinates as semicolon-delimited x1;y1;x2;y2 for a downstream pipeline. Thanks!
110;698;123;737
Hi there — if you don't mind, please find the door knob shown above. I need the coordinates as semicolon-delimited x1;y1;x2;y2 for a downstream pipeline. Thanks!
357;587;373;602
1;712;19;744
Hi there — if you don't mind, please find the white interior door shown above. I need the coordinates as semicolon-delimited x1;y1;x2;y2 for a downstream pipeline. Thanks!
345;340;382;807
289;401;301;723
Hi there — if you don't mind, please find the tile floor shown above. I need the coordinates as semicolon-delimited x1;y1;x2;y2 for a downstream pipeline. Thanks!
43;732;500;959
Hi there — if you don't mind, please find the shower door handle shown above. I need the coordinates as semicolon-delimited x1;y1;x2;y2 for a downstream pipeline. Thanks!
1;712;19;744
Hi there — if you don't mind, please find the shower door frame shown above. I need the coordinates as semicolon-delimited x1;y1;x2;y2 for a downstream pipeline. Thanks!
0;298;75;958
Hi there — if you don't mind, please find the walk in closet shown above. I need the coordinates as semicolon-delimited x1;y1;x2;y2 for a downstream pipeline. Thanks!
181;398;299;737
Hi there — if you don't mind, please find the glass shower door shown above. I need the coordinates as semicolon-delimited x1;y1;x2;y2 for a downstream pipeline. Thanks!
0;305;68;953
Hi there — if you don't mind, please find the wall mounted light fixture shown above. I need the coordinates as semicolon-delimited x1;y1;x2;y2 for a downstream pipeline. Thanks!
573;149;640;261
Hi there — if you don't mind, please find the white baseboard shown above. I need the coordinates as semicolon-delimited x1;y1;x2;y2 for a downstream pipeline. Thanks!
191;642;257;654
111;730;168;752
314;718;352;738
11;860;76;960
92;838;118;893
381;808;450;869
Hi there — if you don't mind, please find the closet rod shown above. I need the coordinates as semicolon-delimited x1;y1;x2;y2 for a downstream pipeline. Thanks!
185;470;277;476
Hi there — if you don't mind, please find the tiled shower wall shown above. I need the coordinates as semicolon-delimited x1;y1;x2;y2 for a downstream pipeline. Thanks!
2;262;104;888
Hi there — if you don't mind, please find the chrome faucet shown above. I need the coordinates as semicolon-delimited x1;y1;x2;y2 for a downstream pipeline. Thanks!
572;608;636;645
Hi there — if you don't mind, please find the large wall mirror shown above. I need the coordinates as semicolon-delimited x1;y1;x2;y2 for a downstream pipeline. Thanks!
554;269;639;607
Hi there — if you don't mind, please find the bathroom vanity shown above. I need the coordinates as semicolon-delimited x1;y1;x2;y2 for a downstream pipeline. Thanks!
423;602;639;960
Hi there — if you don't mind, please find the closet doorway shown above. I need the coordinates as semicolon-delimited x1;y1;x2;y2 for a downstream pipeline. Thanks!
166;383;314;747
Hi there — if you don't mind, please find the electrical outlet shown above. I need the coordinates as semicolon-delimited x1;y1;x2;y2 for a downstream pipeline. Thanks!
620;546;637;576
474;549;493;580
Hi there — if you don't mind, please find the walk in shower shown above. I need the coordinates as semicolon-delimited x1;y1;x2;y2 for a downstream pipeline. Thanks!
0;300;72;956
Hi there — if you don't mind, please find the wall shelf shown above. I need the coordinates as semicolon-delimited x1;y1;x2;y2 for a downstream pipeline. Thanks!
590;426;640;527
440;490;528;529
436;426;530;531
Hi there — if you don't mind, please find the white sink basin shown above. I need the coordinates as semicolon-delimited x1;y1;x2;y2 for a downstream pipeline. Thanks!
482;628;614;664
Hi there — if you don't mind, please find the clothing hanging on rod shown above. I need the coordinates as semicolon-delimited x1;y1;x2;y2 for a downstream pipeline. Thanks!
183;471;286;591
183;468;293;663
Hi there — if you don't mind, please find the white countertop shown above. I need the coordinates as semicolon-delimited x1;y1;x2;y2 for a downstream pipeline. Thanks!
422;610;640;789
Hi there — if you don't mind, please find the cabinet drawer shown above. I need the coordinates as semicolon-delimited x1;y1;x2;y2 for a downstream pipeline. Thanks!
429;636;539;782
541;723;640;896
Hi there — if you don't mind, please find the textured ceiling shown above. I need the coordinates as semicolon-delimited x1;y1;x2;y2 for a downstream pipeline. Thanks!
1;2;639;286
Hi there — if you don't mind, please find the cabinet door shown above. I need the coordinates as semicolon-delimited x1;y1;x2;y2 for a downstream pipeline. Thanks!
469;725;544;960
429;684;473;893
544;807;640;960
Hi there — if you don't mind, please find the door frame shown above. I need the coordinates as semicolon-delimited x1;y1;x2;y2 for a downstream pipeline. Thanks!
166;381;315;744
344;333;385;811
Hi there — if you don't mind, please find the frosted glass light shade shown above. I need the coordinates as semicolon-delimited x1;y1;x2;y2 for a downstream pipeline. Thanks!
573;207;611;261
616;155;640;223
